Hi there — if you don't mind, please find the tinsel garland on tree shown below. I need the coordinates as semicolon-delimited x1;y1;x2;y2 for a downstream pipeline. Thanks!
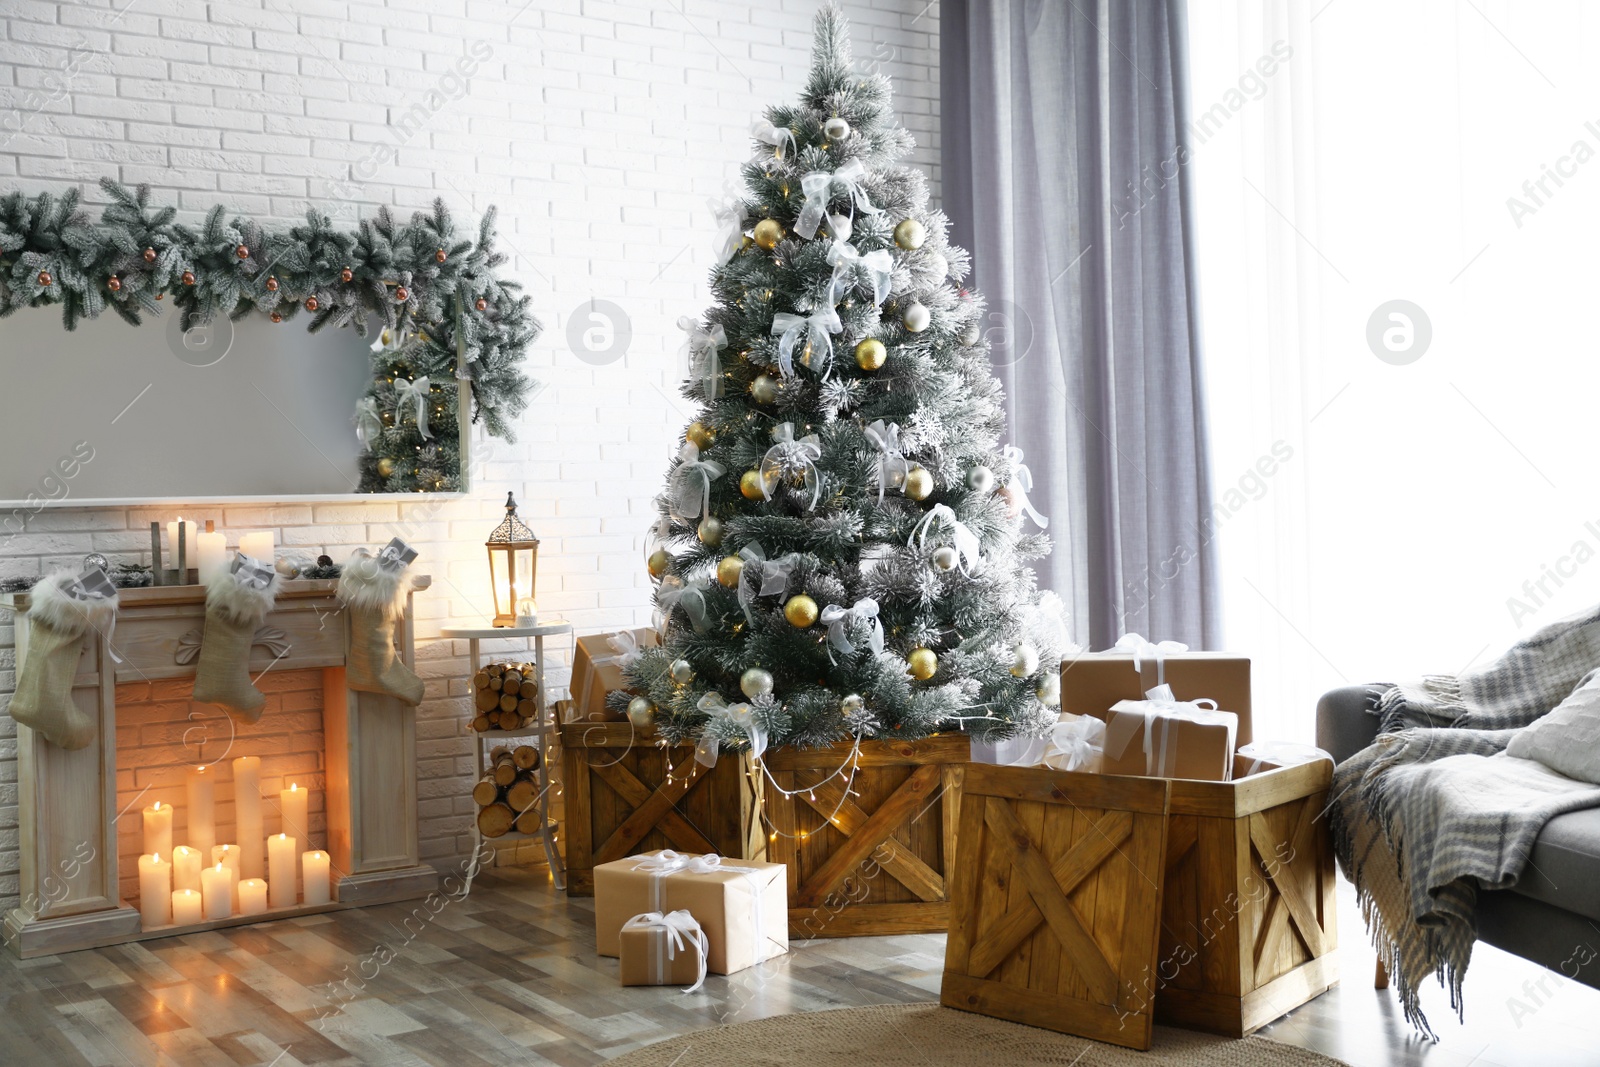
624;5;1070;754
0;179;540;487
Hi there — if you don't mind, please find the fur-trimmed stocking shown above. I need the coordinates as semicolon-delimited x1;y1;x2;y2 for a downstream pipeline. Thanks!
192;557;278;723
11;571;118;750
337;549;423;705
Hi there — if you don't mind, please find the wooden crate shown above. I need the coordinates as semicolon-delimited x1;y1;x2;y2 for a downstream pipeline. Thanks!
764;734;970;938
1155;755;1338;1037
560;716;765;896
941;763;1172;1051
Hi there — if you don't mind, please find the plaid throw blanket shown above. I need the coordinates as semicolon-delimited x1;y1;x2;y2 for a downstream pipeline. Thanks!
1331;605;1600;1037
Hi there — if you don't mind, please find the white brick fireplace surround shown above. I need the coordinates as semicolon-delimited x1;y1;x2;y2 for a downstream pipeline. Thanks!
0;0;941;914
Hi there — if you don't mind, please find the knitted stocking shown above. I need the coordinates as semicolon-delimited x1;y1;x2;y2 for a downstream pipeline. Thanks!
192;562;278;723
338;550;423;705
10;571;117;750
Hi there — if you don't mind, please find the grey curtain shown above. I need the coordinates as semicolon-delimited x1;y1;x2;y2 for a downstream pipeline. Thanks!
942;0;1220;650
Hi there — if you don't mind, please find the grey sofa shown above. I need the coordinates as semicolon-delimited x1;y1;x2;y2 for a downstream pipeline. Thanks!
1318;686;1600;989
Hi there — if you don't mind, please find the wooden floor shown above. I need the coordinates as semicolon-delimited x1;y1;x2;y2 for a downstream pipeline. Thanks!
2;865;1597;1066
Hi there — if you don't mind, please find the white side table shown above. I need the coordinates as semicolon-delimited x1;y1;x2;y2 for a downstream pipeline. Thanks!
441;620;573;892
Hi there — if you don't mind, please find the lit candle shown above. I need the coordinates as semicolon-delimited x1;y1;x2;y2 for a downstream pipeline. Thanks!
212;844;241;908
232;756;263;879
201;863;233;920
137;853;172;929
239;530;275;565
166;517;197;570
302;850;331;906
171;888;203;925
186;765;215;858
279;781;309;849
171;845;203;894
142;801;173;859
197;521;228;585
238;878;269;917
267;833;297;908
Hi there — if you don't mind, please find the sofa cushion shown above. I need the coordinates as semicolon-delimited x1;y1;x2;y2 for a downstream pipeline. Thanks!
1508;806;1600;923
1506;668;1600;784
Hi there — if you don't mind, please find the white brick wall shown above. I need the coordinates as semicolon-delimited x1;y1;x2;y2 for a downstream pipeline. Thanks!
0;0;940;912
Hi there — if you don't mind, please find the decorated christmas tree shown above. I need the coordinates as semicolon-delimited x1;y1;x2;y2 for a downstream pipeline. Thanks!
626;4;1066;759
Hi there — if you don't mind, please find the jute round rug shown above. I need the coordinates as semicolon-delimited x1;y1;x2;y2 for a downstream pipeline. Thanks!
605;1004;1349;1066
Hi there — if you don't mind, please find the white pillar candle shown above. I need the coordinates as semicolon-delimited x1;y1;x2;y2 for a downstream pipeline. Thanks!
279;781;309;848
166;517;196;568
238;878;269;917
267;833;297;909
232;756;264;879
197;522;228;586
186;765;216;858
239;530;275;565
142;801;173;859
171;888;203;925
201;863;233;920
212;844;241;908
171;845;203;894
302;850;331;906
137;853;172;929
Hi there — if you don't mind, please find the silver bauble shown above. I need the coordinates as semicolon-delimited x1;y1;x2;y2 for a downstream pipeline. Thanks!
1011;642;1041;678
740;667;774;700
959;322;980;346
627;695;654;726
1036;672;1061;707
670;658;695;684
824;116;851;140
967;465;995;493
902;301;930;333
82;552;109;574
840;693;865;715
931;545;959;573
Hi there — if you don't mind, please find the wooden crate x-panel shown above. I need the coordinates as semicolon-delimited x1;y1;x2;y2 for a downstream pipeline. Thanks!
942;764;1172;1051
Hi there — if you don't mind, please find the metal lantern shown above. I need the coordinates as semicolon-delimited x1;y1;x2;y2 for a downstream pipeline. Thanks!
486;492;539;627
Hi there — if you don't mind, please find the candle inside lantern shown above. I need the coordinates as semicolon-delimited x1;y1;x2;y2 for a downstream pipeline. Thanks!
267;834;297;908
171;888;203;925
197;522;228;586
171;845;203;894
142;801;173;859
239;530;275;565
166;517;196;571
238;878;269;917
279;781;309;849
186;765;216;858
201;863;233;920
137;853;172;928
302;850;331;906
232;756;263;879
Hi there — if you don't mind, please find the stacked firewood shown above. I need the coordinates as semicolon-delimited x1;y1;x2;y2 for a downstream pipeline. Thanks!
474;744;546;838
472;661;538;731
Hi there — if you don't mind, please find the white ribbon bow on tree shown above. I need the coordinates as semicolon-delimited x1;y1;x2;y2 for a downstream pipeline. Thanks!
695;692;768;767
818;598;884;660
864;420;910;502
353;397;383;452
708;195;747;264
1112;632;1189;687
1001;444;1048;528
622;910;710;993
825;240;894;307
795;159;874;240
679;316;728;398
760;423;823;510
670;442;725;520
656;576;711;636
750;118;796;159
392;376;433;440
770;307;843;378
736;543;801;624
911;504;984;575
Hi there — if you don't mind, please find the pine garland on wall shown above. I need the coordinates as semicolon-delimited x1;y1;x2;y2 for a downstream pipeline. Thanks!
0;179;540;491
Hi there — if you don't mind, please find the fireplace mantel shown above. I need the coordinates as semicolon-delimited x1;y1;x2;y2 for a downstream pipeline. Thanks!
2;575;438;957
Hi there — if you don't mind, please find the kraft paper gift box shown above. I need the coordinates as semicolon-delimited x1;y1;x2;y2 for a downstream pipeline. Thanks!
618;910;709;991
595;850;788;975
1101;690;1239;781
570;628;659;721
1060;641;1253;746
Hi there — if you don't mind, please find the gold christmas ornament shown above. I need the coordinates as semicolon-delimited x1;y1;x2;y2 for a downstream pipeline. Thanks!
740;469;767;500
670;658;695;684
686;420;716;450
908;647;938;681
627;695;654;726
904;466;934;501
750;374;778;404
740;234;755;252
647;547;671;578
698;515;723;547
376;457;396;477
902;301;930;333
894;218;926;250
753;218;785;250
854;337;887;371
717;555;745;587
740;667;774;699
783;594;819;628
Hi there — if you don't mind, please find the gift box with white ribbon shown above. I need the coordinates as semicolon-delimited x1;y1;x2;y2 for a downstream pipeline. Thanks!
570;627;659;720
619;909;709;991
1102;686;1238;781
